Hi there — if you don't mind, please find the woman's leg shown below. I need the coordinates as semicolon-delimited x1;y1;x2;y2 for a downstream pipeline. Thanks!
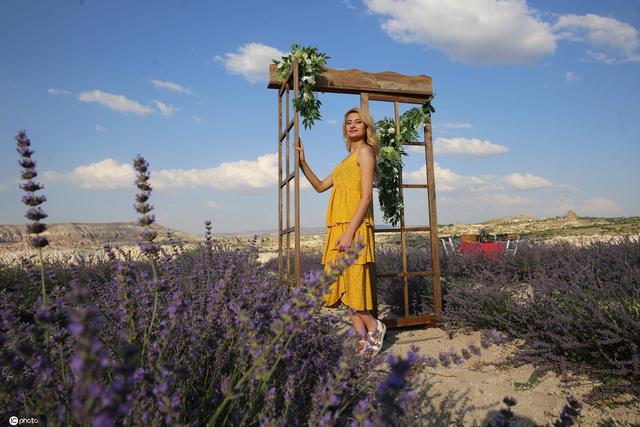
356;310;378;332
350;311;367;337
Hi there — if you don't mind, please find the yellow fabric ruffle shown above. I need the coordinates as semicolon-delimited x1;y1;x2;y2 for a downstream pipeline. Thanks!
321;150;375;311
322;259;374;311
322;222;375;265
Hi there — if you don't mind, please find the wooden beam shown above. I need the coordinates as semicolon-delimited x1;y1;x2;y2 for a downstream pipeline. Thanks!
382;315;440;328
268;65;432;97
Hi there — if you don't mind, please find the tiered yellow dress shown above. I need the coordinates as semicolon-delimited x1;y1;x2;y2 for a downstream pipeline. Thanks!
322;150;375;311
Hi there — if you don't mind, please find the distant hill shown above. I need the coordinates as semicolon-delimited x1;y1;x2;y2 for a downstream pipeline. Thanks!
234;215;640;238
0;222;200;247
438;214;640;239
1;214;638;249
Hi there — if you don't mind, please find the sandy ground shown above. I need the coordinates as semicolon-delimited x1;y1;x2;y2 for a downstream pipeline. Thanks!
380;327;639;426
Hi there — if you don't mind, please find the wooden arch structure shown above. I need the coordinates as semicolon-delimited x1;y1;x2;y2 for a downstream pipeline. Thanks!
267;61;442;327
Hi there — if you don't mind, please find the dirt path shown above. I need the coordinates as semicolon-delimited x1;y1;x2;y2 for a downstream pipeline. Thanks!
383;328;639;426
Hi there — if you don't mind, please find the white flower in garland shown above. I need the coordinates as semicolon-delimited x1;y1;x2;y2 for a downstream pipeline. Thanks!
273;44;329;129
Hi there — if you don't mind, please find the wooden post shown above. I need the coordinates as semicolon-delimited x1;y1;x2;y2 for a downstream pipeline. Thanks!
394;101;410;318
278;80;283;276
424;108;442;319
285;80;291;277
293;59;301;288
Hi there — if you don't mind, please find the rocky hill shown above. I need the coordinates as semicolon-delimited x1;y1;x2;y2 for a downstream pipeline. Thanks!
0;222;200;247
440;214;640;239
1;214;639;251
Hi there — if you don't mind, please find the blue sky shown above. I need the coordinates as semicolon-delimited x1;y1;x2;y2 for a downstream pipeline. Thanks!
1;0;639;234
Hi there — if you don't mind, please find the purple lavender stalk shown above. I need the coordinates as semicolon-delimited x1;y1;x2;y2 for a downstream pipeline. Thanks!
133;155;160;257
16;130;49;305
132;155;161;364
16;131;48;249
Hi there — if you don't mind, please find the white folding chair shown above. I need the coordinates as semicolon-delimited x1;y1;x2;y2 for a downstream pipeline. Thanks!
440;236;456;255
505;234;520;255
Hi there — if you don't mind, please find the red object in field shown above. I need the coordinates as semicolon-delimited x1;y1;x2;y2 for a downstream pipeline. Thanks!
459;242;505;258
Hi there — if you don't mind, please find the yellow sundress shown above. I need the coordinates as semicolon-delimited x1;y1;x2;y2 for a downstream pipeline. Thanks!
322;150;375;311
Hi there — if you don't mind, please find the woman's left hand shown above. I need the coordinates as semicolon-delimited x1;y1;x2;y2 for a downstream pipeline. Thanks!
335;231;355;252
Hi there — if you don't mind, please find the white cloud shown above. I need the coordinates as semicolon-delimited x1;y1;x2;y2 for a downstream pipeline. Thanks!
152;100;176;117
78;90;154;115
434;122;472;130
44;159;136;190
363;0;556;64
154;154;278;190
364;1;640;65
342;0;356;10
550;196;625;218
404;163;497;192
95;124;106;133
150;79;192;95
327;119;338;126
45;154;281;191
403;164;554;192
554;14;640;63
565;71;581;83
193;115;204;123
503;173;553;189
216;43;287;83
434;137;509;156
579;197;625;217
440;192;534;208
48;88;71;95
205;201;222;209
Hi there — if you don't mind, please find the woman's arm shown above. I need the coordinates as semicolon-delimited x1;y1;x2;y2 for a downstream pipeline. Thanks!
335;146;375;250
297;141;333;193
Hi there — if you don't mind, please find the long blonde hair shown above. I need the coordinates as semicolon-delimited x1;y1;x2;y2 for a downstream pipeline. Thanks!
342;108;380;179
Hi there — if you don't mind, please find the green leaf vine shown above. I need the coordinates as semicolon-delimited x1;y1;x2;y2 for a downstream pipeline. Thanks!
376;95;435;226
273;44;329;129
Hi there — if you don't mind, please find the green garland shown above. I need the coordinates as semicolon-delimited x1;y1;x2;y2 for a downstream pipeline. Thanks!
273;44;329;129
376;95;435;226
273;44;436;226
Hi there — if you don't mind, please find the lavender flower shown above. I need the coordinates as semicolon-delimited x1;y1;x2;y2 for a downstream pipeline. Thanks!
133;155;159;256
16;130;48;249
204;220;213;258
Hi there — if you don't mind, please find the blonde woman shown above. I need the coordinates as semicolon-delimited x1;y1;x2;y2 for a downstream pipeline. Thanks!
298;107;385;354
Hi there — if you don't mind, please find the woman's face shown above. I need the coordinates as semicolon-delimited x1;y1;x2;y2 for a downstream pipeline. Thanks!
345;112;366;142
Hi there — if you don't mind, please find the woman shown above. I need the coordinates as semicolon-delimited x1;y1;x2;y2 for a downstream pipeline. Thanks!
298;107;386;354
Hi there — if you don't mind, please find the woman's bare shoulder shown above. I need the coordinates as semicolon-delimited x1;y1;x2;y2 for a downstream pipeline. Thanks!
356;145;375;168
357;145;375;157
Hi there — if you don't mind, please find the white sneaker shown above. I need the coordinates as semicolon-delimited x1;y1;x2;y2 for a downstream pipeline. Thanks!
367;319;387;355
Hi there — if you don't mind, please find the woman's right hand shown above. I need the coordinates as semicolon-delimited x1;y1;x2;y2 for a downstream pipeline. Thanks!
296;139;305;164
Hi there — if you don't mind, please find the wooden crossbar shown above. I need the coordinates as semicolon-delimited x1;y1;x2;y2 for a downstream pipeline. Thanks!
280;172;294;188
374;226;430;233
277;68;294;96
377;271;433;278
383;315;438;328
269;65;432;98
279;119;294;142
367;93;426;104
279;226;295;236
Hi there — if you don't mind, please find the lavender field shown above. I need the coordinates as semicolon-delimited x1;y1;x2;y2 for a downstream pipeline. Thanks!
2;132;638;425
